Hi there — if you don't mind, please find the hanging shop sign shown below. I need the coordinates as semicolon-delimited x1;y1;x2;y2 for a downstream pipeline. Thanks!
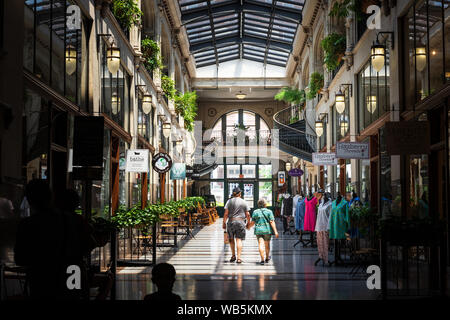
385;121;430;155
278;171;286;186
288;168;304;177
312;152;338;166
73;116;104;167
336;142;370;159
170;163;186;180
152;152;172;174
125;149;149;173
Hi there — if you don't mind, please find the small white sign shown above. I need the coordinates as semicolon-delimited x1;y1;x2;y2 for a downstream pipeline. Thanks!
125;149;149;172
336;142;370;159
312;152;338;166
278;171;286;186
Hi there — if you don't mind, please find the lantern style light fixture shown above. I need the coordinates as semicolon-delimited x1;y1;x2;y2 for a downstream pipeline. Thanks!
371;40;385;73
335;88;346;114
65;44;77;75
340;120;349;137
366;95;377;114
162;122;171;138
315;120;324;137
111;91;121;115
335;84;352;114
285;162;291;171
142;93;152;114
176;139;183;153
370;31;394;72
106;43;121;75
235;91;246;100
292;156;298;164
415;46;427;72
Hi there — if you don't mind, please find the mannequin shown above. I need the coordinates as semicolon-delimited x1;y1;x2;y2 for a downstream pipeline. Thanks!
314;191;332;266
302;191;318;248
293;192;308;248
282;194;294;234
328;192;350;266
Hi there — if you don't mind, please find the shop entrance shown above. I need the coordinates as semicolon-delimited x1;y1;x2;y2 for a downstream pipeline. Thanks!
227;180;256;210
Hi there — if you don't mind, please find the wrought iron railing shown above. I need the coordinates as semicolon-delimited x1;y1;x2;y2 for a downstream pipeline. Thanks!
273;106;317;162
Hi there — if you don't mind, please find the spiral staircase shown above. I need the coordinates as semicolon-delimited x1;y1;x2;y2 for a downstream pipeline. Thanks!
273;106;317;163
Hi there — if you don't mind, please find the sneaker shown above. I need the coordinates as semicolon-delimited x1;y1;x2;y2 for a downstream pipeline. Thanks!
260;261;265;265
265;257;271;263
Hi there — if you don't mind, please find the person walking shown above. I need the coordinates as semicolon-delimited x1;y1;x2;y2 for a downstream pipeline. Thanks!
248;199;279;265
223;187;250;264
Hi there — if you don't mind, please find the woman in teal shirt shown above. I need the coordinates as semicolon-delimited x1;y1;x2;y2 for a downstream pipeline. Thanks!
248;199;279;265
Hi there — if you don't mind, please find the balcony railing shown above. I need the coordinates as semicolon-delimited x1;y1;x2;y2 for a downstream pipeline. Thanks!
202;130;272;146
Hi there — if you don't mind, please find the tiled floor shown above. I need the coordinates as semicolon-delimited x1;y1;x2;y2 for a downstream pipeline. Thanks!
116;218;380;300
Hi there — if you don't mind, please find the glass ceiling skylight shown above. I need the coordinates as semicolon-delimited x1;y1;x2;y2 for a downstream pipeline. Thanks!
179;0;305;68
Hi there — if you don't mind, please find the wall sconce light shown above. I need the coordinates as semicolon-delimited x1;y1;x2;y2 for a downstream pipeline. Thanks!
285;162;291;171
370;31;394;72
315;113;328;137
340;120;349;136
176;139;183;153
366;95;377;114
162;122;172;138
111;91;121;115
107;43;121;75
292;156;298;164
315;120;324;137
335;84;351;114
414;46;427;72
65;44;77;75
142;94;152;114
235;91;246;100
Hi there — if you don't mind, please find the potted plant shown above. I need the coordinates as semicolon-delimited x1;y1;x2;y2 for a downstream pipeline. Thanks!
90;216;118;247
111;0;143;31
141;37;163;73
174;91;198;132
306;72;324;100
274;87;306;110
321;33;346;72
161;75;176;100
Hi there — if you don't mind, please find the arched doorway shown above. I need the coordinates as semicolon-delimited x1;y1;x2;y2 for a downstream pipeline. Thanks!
207;110;273;215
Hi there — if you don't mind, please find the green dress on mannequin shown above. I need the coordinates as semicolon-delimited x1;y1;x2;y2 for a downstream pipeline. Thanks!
329;199;350;239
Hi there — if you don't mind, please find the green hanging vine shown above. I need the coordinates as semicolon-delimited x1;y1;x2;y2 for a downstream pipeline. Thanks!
111;0;143;31
321;33;346;72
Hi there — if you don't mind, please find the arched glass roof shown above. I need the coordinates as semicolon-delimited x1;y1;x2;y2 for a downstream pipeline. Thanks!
178;0;305;68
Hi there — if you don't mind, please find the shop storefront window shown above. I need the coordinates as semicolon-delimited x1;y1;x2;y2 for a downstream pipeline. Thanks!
23;87;49;182
119;140;129;207
210;182;224;206
101;43;130;129
345;159;351;192
23;0;89;108
379;127;402;218
357;54;389;132
137;94;151;140
360;159;370;205
402;0;449;107
91;129;111;218
211;165;224;179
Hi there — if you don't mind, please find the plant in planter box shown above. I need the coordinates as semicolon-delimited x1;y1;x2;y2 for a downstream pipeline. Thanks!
321;33;346;72
141;37;163;73
161;75;176;100
111;0;143;31
90;216;118;247
274;87;306;108
306;72;324;100
174;91;198;132
289;115;300;124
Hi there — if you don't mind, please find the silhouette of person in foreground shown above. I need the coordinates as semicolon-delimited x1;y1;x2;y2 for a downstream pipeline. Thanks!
14;180;89;299
144;263;181;301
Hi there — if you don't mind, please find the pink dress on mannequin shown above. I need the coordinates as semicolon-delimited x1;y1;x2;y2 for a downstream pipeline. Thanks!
303;196;318;231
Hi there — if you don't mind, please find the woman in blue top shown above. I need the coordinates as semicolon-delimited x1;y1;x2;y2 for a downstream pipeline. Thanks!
248;199;279;265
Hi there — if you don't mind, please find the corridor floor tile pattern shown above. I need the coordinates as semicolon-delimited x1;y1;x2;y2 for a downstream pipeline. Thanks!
117;218;380;300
